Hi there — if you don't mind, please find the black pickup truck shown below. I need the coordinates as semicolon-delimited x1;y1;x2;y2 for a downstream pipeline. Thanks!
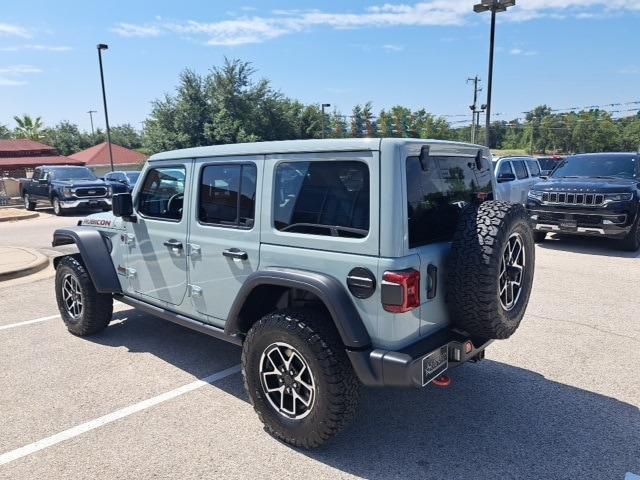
21;165;112;216
527;152;640;251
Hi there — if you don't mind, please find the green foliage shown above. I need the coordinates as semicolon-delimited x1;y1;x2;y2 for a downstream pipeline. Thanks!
109;124;143;150
13;114;44;140
0;124;11;139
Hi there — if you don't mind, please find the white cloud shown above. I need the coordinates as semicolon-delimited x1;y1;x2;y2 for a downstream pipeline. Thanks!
111;0;640;46
0;44;72;52
618;66;640;75
0;22;31;38
0;64;42;87
382;44;404;52
509;48;538;56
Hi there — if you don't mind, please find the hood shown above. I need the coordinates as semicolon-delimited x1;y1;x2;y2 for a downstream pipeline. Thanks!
534;177;638;193
52;179;108;187
78;211;125;231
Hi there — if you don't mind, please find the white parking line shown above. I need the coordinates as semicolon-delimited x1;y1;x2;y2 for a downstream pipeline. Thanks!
0;302;129;331
0;364;241;466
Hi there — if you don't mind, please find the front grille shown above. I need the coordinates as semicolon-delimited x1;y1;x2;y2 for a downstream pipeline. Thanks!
75;187;107;198
542;191;604;206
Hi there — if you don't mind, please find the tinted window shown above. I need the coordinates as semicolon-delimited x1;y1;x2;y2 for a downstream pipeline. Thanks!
512;160;529;179
407;155;493;248
199;164;257;228
526;160;541;177
274;161;369;238
497;161;514;177
50;167;97;181
137;167;185;220
551;154;637;180
126;172;140;184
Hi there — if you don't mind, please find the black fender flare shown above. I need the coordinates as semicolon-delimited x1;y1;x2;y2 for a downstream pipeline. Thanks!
52;227;122;294
225;268;372;350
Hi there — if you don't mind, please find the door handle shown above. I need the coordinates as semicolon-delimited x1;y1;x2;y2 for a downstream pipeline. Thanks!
222;248;248;260
427;264;438;300
163;239;183;250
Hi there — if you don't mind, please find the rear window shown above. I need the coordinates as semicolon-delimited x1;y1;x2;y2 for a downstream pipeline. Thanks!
512;160;529;179
273;161;369;238
526;160;541;177
406;155;493;248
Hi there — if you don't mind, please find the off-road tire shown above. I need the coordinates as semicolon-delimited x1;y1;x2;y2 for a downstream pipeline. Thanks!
55;256;113;336
533;231;547;243
447;201;535;340
23;194;36;211
620;216;640;252
242;309;359;448
52;196;64;216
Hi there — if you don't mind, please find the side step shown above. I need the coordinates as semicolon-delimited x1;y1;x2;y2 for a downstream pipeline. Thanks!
114;294;242;346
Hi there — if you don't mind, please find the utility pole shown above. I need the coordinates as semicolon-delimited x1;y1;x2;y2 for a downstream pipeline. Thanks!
321;103;331;139
467;76;482;143
87;110;97;136
97;43;115;172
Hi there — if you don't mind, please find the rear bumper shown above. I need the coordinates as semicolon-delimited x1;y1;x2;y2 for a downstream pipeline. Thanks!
347;328;492;387
60;198;111;209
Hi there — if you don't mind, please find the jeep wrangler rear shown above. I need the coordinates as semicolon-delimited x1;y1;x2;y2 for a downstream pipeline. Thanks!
52;138;535;448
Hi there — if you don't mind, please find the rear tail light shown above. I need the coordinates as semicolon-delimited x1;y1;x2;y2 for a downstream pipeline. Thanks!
381;269;421;313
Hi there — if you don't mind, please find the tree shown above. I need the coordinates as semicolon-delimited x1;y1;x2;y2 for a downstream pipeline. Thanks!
362;102;376;137
329;111;348;138
621;119;640;151
43;121;84;155
109;124;142;150
351;105;364;138
13;114;44;140
377;110;393;137
0;124;11;139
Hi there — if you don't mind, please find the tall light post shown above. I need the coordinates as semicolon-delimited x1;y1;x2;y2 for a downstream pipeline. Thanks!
87;110;97;136
321;103;331;139
474;0;515;147
97;44;115;172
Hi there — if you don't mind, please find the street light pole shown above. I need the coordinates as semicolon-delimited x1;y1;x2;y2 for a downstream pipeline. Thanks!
87;110;97;136
97;44;115;172
321;103;331;139
467;76;482;144
473;0;515;148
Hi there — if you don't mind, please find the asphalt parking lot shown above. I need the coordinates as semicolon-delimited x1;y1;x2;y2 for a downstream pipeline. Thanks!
0;212;639;479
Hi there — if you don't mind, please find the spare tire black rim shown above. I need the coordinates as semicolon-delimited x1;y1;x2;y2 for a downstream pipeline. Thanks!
499;233;525;311
259;342;316;420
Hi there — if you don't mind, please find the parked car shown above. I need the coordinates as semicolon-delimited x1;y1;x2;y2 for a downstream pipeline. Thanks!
103;170;141;193
493;156;542;205
537;155;564;176
51;139;535;448
528;152;640;251
22;165;112;216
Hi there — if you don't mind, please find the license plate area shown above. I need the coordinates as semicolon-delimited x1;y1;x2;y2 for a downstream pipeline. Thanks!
559;220;577;231
421;345;448;386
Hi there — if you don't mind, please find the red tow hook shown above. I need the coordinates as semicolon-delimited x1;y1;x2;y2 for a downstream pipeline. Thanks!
432;375;452;388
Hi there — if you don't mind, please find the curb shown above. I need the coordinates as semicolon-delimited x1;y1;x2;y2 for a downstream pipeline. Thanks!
0;212;39;222
0;247;50;282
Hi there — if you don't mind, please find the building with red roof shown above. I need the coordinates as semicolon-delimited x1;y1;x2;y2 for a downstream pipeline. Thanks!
69;142;147;170
0;139;83;177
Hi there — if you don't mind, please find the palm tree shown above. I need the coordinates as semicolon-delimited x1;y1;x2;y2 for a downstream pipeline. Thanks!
13;115;44;140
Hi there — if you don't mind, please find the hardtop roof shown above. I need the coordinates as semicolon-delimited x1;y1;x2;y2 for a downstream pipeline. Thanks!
149;138;483;162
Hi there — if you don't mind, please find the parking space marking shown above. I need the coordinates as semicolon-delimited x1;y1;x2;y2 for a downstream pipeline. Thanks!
0;302;128;331
0;364;241;466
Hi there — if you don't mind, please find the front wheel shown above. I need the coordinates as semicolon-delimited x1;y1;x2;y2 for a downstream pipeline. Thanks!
242;309;359;448
52;197;64;216
620;218;640;252
55;256;113;336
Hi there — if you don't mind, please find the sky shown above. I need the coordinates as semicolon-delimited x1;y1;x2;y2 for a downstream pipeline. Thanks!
1;0;639;132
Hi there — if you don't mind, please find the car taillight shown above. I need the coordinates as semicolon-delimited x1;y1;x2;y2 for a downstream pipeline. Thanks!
382;269;421;313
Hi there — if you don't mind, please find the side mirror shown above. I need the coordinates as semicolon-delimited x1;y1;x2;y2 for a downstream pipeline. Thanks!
112;193;134;219
497;173;516;183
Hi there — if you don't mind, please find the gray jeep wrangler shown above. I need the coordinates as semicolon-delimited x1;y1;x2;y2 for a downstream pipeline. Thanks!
52;138;535;448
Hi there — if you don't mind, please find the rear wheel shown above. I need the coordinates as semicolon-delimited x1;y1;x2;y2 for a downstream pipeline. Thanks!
24;194;36;211
447;201;535;340
55;256;113;336
242;309;359;448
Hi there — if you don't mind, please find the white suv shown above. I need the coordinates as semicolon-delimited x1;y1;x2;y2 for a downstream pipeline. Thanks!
494;156;542;205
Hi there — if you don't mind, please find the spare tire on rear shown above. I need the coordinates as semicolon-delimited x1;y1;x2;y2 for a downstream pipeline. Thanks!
446;201;535;340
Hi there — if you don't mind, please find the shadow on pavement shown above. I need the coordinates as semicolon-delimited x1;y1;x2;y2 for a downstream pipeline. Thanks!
538;233;640;259
95;309;639;480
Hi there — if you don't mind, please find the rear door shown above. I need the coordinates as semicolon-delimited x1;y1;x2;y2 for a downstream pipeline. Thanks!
126;162;191;306
186;157;262;324
511;159;530;205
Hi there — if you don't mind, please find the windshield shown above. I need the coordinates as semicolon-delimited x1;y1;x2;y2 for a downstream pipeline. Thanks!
126;172;140;184
50;167;97;181
551;155;637;180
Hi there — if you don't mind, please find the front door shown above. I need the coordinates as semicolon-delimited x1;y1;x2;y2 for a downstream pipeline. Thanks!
186;157;262;323
127;163;191;306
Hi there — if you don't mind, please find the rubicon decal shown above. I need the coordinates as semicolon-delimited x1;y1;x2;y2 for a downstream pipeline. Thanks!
81;218;113;227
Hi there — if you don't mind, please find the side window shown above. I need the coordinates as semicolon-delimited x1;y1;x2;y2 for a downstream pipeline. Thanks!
497;161;514;177
512;160;529;179
137;166;186;221
526;160;541;177
406;155;492;248
199;164;257;228
32;169;41;181
274;161;369;238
